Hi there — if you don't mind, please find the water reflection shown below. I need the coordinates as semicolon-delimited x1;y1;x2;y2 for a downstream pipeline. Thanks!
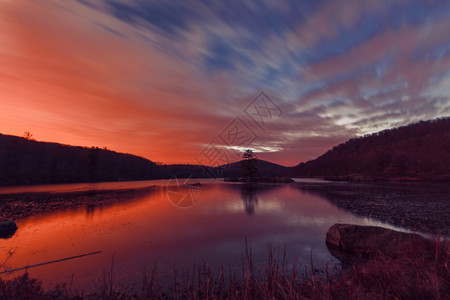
294;182;450;236
0;186;159;221
85;204;104;219
240;183;258;215
1;180;445;292
232;183;285;215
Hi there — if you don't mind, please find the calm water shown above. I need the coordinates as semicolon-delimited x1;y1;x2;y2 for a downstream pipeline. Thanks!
0;179;448;292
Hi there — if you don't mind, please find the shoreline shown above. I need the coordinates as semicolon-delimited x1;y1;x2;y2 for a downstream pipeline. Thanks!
0;186;158;222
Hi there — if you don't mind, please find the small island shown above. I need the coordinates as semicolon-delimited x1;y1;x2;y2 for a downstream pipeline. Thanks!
224;176;294;183
224;150;294;183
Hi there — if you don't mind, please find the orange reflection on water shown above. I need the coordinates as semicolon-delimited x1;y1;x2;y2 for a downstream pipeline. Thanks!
1;181;379;291
1;187;169;289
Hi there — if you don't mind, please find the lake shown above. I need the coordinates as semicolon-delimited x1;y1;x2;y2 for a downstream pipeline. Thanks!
0;179;448;292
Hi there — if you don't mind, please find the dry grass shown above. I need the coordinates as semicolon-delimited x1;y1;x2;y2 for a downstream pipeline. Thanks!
1;237;448;299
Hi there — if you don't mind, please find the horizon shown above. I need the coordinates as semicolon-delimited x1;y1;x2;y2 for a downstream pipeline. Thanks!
2;115;446;168
1;129;295;167
1;1;450;166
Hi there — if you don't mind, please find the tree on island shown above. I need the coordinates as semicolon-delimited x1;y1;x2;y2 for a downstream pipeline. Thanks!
240;149;259;214
241;149;258;182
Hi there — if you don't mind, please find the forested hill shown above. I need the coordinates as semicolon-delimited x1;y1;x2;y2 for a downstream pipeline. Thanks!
291;118;450;181
0;133;159;185
0;132;290;186
219;159;289;177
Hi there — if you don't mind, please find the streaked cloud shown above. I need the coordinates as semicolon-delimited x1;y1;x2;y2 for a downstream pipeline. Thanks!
0;0;449;166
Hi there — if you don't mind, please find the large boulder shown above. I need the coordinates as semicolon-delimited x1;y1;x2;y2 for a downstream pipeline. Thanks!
0;220;18;239
326;223;425;260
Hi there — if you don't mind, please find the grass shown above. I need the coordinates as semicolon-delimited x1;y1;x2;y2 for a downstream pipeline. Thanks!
0;236;448;299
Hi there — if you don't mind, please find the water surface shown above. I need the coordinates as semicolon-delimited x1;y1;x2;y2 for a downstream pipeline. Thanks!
0;179;447;291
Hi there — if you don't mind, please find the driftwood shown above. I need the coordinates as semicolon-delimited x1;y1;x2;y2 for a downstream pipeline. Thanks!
0;251;103;274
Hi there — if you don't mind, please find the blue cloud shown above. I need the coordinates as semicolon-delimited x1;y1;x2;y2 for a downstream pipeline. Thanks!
388;0;450;30
106;0;200;35
78;0;450;124
203;35;255;72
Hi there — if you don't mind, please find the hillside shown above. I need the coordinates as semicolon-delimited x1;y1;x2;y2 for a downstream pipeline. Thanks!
0;133;289;186
0;133;159;185
219;159;289;178
291;118;450;181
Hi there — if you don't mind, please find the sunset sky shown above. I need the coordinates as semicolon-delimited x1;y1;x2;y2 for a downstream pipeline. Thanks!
1;0;449;166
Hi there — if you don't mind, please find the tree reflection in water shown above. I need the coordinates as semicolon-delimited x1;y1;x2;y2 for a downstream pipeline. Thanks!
240;183;258;215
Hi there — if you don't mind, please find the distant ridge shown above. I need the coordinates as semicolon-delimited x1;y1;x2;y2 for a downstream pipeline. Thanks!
291;117;450;181
0;132;289;186
0;133;159;185
2;117;448;185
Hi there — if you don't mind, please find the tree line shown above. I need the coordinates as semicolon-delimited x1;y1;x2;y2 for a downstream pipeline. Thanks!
291;117;450;181
0;134;159;185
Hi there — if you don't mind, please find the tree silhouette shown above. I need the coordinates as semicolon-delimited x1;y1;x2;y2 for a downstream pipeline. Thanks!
241;149;258;182
23;131;34;140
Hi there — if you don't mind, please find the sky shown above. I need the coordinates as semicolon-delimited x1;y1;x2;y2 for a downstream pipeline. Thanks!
0;0;449;166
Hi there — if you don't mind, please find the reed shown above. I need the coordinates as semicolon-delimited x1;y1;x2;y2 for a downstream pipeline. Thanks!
0;236;448;299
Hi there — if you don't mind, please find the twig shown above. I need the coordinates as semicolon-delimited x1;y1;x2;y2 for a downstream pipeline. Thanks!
0;251;103;274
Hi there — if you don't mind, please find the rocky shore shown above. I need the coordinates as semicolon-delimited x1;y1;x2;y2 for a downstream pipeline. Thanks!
0;186;157;222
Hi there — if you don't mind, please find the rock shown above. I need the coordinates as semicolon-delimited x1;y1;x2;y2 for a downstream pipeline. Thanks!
0;220;18;239
326;223;425;260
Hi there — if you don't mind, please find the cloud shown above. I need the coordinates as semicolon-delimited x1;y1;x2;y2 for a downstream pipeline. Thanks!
0;0;449;166
0;1;239;163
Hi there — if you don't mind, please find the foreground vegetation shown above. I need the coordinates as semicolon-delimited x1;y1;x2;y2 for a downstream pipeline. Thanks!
1;237;448;299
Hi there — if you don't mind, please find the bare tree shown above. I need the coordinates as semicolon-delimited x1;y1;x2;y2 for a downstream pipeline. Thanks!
23;131;34;140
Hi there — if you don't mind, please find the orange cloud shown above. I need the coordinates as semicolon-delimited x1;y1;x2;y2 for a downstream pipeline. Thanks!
2;1;448;168
0;1;238;165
